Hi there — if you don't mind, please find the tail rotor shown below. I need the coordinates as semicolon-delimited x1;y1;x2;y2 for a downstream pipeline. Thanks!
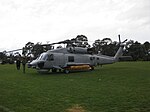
118;34;128;45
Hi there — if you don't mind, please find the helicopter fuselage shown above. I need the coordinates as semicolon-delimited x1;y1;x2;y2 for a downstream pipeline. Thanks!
28;47;120;73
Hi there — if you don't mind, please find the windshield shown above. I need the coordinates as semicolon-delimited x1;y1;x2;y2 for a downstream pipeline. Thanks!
37;53;48;61
37;53;54;61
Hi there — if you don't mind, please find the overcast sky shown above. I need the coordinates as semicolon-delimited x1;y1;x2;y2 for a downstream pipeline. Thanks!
0;0;150;51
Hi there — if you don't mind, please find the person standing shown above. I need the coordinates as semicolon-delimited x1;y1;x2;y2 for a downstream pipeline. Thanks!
16;58;21;70
22;57;26;74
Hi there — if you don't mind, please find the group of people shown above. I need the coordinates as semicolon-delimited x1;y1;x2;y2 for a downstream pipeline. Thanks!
16;57;26;73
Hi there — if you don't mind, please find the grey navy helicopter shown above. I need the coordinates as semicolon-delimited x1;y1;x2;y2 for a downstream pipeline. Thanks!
28;35;127;73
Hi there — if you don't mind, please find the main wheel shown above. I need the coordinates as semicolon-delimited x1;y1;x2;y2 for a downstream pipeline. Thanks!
90;66;94;71
52;68;57;72
64;69;69;74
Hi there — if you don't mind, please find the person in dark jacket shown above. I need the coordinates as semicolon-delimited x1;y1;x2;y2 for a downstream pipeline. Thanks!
22;57;26;74
16;58;21;70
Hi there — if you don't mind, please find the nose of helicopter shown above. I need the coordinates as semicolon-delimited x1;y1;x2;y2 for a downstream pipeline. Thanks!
28;60;37;68
28;60;45;69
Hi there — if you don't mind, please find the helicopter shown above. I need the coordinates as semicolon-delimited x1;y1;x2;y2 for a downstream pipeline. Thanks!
28;35;127;73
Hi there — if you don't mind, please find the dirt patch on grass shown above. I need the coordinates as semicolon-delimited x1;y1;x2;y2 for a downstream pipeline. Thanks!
66;104;86;112
0;105;14;112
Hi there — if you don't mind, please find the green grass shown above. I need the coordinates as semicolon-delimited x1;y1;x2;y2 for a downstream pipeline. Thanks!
0;62;150;112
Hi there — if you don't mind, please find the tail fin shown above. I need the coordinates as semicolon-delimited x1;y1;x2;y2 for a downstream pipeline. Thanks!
114;44;124;61
114;35;127;61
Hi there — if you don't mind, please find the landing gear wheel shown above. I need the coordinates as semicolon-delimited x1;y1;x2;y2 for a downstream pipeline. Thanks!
90;66;94;71
64;69;69;74
52;68;57;72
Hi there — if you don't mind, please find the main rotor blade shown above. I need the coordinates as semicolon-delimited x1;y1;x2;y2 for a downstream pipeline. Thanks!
118;35;127;44
6;48;22;53
118;34;121;43
122;39;128;43
42;39;73;46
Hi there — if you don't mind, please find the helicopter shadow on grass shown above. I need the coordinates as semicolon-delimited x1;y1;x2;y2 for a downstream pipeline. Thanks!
27;69;95;76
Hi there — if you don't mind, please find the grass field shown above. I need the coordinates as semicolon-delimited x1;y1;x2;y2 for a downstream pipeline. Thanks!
0;62;150;112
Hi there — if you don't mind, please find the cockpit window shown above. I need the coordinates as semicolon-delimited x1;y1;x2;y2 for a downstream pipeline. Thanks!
42;55;48;60
37;53;47;60
37;55;43;60
36;53;54;61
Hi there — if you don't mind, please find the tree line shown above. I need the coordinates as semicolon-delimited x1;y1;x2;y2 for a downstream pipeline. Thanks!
0;35;150;64
92;38;150;61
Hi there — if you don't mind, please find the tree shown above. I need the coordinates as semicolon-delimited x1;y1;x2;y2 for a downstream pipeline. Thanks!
100;38;113;55
126;41;145;61
74;35;90;48
0;52;5;60
92;38;116;56
22;42;34;56
0;51;7;64
101;38;112;45
143;41;150;61
92;39;102;54
32;43;44;58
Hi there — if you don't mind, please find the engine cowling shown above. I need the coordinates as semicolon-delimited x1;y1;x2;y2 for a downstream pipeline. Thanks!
67;47;88;54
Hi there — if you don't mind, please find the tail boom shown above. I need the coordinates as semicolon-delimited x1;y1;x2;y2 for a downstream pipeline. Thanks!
114;45;124;61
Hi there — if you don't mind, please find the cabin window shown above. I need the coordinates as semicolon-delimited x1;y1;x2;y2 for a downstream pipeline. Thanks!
90;57;95;60
68;56;74;62
48;54;54;61
90;57;93;60
97;57;99;60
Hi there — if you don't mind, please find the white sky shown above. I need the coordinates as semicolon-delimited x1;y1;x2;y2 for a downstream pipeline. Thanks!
0;0;150;51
